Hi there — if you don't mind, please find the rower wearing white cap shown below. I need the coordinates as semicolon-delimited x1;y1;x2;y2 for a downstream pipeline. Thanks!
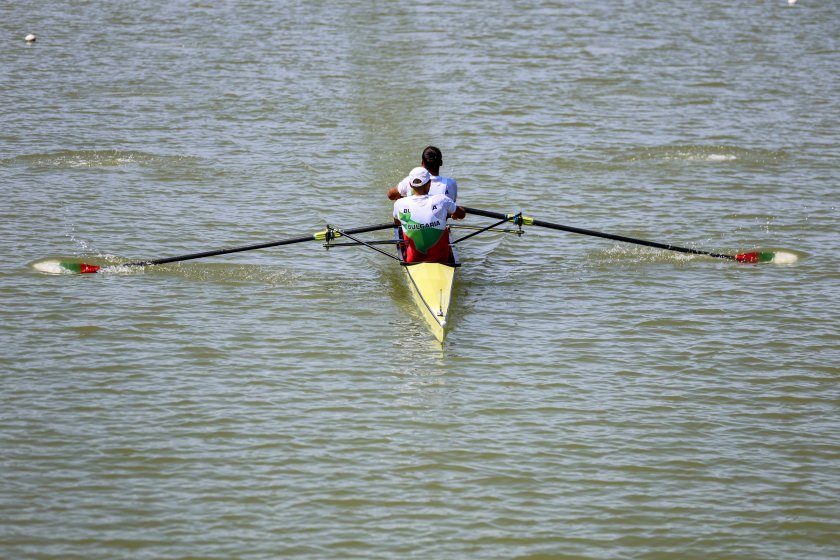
393;167;465;263
387;146;458;202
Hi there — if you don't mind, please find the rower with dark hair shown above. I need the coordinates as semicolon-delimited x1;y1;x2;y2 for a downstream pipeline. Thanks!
387;145;458;202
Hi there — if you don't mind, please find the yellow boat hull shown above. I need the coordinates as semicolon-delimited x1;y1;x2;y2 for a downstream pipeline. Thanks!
395;227;460;342
403;262;457;342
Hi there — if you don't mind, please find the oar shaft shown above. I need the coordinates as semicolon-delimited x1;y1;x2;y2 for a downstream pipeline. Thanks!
462;207;735;260
134;234;314;266
125;222;394;267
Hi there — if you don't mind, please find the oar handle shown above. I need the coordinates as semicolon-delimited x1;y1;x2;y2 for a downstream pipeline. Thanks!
462;207;736;260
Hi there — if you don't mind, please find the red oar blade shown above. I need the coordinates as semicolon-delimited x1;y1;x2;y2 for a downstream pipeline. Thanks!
79;263;101;273
735;251;769;263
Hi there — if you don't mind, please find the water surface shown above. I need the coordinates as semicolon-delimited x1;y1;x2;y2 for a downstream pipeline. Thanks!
2;1;839;558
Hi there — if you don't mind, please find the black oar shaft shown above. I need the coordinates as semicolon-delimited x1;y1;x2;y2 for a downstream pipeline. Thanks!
462;207;735;260
125;222;394;267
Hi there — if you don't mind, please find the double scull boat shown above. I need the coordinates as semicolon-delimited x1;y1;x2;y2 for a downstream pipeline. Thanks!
37;206;794;343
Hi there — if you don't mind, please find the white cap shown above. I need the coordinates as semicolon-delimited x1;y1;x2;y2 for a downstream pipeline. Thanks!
407;167;431;189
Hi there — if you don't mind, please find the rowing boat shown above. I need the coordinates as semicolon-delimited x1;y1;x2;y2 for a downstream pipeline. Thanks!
39;206;793;343
394;227;460;342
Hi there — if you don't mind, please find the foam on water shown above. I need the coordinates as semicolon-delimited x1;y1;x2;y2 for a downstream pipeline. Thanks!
98;264;143;275
32;259;299;284
706;154;738;162
4;150;197;169
594;245;703;264
625;144;787;165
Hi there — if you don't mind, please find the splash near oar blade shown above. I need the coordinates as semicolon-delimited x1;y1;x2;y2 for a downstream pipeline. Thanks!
34;222;396;275
462;207;799;265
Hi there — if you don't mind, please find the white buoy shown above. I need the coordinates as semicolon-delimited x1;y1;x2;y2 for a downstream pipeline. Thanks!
788;0;797;5
25;33;37;42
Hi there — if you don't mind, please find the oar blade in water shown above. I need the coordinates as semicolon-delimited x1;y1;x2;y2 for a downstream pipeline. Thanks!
33;260;101;274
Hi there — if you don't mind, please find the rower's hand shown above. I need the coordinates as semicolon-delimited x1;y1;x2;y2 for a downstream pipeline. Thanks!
451;206;466;220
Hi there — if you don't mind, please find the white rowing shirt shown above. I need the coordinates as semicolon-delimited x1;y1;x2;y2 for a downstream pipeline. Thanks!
397;174;458;201
393;193;457;258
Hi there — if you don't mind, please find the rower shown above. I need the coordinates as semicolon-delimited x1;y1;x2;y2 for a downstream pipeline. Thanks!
393;167;465;263
387;146;458;201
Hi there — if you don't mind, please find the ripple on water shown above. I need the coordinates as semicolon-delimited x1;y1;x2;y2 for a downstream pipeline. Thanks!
2;150;199;169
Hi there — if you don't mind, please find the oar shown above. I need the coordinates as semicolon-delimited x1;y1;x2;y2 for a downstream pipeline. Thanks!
462;207;791;264
50;222;395;274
